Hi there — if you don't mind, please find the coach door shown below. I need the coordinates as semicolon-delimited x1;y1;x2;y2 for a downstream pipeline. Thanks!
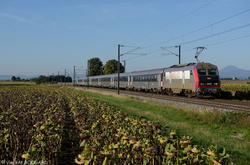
111;77;114;87
128;76;132;86
182;71;185;88
189;70;194;90
160;73;163;87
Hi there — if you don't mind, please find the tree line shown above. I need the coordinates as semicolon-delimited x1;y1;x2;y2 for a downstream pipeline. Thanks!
31;75;72;84
11;76;30;82
11;57;124;84
88;57;125;76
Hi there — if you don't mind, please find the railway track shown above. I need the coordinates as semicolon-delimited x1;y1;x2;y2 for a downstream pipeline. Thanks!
79;87;250;113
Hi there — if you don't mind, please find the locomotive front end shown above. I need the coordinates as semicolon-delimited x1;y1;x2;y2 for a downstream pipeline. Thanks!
195;63;221;97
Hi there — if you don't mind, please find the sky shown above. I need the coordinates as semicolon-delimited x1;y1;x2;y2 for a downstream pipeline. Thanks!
0;0;250;77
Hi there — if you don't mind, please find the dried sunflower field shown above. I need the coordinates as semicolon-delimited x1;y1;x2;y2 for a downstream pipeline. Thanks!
0;86;230;165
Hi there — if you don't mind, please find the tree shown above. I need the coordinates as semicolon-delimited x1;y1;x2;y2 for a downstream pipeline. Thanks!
11;76;16;81
103;59;125;75
88;57;103;76
31;75;72;84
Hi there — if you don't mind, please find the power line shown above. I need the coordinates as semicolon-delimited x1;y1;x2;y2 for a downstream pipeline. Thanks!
125;23;250;64
181;23;250;45
141;9;250;48
125;33;250;67
204;34;250;47
170;33;250;54
124;0;218;44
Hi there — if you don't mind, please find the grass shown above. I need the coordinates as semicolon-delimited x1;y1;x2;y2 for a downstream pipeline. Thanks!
68;87;250;165
0;81;35;86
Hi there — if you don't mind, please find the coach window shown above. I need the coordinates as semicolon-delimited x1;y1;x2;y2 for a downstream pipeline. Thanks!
190;70;193;75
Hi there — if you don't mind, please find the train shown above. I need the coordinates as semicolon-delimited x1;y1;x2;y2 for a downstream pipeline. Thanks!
76;62;221;98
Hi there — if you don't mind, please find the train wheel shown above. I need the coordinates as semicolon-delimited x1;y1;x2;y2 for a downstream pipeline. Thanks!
168;89;173;96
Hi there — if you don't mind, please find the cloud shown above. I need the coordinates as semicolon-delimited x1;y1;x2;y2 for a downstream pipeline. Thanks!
0;12;37;25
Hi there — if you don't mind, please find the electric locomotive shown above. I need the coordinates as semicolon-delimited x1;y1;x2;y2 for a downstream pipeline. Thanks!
162;62;221;97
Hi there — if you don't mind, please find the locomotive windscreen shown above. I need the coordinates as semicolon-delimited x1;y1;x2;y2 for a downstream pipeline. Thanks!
198;68;219;84
198;69;218;76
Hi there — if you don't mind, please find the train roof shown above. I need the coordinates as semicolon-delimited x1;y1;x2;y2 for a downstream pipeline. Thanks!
83;72;131;79
165;62;196;71
169;62;196;68
77;62;218;80
130;68;165;75
165;62;218;71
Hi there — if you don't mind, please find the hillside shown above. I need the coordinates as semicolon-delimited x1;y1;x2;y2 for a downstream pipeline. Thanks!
220;65;250;79
0;75;37;81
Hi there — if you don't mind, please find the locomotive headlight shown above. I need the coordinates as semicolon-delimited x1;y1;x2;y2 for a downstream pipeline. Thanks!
200;83;205;86
213;83;218;85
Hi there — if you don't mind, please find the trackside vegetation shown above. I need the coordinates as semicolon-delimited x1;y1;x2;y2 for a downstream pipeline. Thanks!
0;85;236;165
71;87;250;165
221;84;250;99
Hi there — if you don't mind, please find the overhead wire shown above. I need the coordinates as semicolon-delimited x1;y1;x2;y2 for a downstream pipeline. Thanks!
126;30;250;67
124;0;218;44
106;0;220;66
204;34;250;47
141;8;250;48
129;9;250;63
181;23;250;45
124;9;250;67
164;33;250;56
